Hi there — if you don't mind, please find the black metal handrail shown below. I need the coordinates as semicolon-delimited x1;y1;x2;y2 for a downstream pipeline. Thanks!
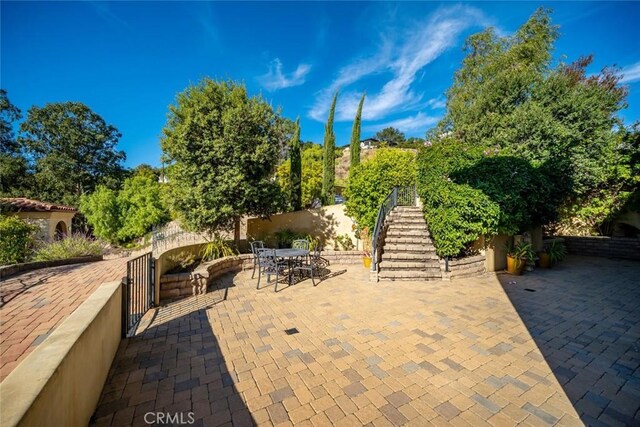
370;185;416;272
122;252;154;337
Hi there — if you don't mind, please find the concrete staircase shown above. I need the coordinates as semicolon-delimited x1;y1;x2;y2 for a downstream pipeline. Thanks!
378;206;442;281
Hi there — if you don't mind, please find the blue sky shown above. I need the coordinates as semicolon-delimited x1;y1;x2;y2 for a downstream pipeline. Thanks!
2;1;639;168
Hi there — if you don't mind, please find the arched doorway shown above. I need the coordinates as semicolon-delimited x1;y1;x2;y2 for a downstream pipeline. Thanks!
55;221;68;240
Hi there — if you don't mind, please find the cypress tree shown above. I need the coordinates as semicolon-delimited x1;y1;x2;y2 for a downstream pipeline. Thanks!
321;91;338;205
349;93;365;170
289;117;302;211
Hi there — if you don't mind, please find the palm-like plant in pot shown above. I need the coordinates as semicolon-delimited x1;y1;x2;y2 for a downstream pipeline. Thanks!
506;241;535;275
357;226;372;268
538;240;567;268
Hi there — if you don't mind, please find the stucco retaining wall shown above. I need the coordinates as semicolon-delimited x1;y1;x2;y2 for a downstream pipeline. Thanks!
0;280;123;427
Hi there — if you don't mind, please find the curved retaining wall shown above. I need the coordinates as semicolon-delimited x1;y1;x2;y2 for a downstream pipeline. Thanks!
440;254;487;280
159;251;366;303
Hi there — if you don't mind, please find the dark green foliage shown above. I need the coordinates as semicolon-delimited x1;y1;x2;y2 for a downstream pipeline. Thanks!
422;7;632;245
350;94;365;169
345;148;416;232
19;102;126;206
0;215;37;264
161;79;287;234
0;90;33;197
322;92;338;205
290;118;302;211
417;140;500;257
375;127;405;146
277;144;323;208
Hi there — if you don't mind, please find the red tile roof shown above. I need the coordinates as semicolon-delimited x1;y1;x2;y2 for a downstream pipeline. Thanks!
0;198;77;212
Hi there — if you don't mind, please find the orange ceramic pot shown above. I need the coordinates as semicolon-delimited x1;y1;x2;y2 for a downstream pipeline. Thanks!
507;255;525;275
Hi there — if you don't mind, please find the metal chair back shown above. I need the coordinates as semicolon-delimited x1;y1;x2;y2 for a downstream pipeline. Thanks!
250;240;265;255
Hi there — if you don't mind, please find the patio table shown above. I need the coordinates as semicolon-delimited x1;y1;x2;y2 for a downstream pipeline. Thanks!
274;248;309;285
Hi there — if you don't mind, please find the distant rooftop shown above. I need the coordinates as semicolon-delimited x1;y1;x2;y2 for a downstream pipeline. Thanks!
0;197;77;212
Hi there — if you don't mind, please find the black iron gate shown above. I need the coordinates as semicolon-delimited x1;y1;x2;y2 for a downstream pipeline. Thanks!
122;252;154;337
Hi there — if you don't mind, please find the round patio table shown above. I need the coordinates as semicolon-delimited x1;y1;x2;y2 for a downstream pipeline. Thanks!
274;249;309;285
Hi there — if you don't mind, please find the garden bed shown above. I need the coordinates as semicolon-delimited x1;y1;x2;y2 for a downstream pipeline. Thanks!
0;255;104;280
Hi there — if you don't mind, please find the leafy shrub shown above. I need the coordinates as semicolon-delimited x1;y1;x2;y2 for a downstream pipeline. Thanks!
417;139;500;257
345;148;416;231
273;229;309;248
277;144;324;209
334;234;354;251
201;235;236;261
80;185;121;243
33;233;105;261
0;215;37;264
546;240;567;264
165;250;198;274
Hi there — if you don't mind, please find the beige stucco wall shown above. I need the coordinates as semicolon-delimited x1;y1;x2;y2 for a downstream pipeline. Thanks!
246;205;358;250
14;211;75;240
0;280;122;427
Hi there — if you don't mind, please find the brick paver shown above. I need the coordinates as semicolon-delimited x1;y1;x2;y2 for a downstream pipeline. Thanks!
0;259;127;381
93;256;639;426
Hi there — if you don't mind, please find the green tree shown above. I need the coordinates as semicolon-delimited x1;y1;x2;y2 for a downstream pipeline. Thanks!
79;186;121;243
349;93;365;169
117;174;170;242
277;144;323;208
322;92;338;205
430;8;630;236
289;118;302;211
345;148;417;231
0;90;32;197
80;169;170;244
161;78;287;235
375;127;405;146
19;102;126;206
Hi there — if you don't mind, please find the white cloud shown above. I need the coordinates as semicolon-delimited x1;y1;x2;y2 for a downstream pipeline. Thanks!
309;5;488;122
426;97;447;110
364;112;440;133
259;59;311;91
620;61;640;84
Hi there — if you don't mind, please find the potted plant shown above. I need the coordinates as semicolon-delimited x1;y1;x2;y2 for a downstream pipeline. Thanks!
506;241;535;275
358;226;372;268
538;240;567;268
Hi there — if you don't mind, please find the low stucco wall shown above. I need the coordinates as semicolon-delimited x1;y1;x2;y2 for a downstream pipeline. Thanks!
0;280;123;427
0;255;103;280
246;205;358;250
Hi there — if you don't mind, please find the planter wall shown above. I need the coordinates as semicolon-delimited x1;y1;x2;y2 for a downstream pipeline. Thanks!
440;254;486;280
560;236;640;261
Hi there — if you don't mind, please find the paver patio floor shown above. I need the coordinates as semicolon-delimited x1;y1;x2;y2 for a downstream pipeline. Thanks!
93;256;639;426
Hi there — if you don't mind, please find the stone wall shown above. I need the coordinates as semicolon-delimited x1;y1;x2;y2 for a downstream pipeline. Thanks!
560;236;640;260
159;251;365;303
0;255;103;280
440;254;486;280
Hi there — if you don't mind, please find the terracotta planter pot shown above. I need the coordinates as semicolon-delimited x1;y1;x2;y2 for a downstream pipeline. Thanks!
506;255;525;275
362;256;372;268
538;252;551;268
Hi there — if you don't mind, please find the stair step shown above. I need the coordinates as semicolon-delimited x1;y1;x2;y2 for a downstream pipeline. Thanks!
379;261;441;270
383;243;437;252
382;252;439;261
388;219;427;226
378;270;442;280
389;211;423;218
385;236;433;244
387;225;429;232
387;232;430;239
387;228;430;235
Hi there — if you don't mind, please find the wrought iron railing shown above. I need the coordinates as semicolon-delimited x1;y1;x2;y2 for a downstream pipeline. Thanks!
151;221;208;256
370;185;417;272
122;252;154;337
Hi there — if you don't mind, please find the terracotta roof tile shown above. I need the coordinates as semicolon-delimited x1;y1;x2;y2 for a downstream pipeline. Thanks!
0;198;77;212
